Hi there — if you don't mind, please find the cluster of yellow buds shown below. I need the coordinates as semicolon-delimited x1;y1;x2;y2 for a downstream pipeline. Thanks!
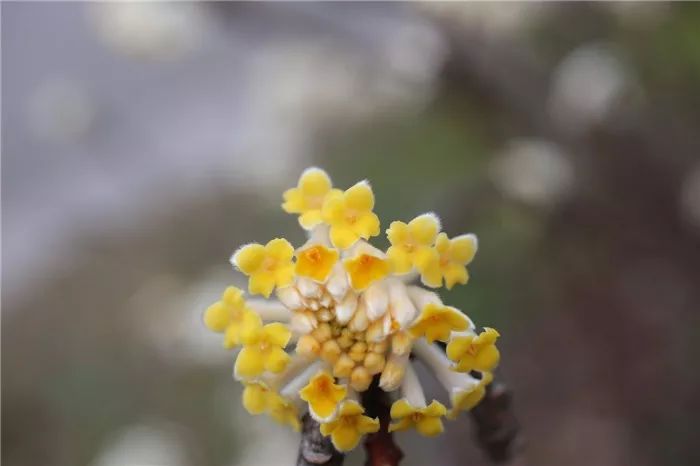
203;168;501;451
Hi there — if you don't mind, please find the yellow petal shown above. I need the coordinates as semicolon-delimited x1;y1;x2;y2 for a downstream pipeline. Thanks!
408;214;440;245
388;417;413;433
389;398;415;419
353;212;380;238
474;345;500;372
446;335;474;361
386;221;409;245
234;347;265;378
338;400;364;417
450;385;486;417
239;309;264;341
222;286;245;306
387;246;412;274
264;346;291;373
444;263;469;289
311;398;341;420
420;261;443;288
331;425;363;451
479;327;501;344
454;355;477;373
242;383;270;414
274;263;295;288
329;226;359;250
298;210;323;229
415;415;444;437
299;167;333;196
449;234;477;264
422;400;447;417
295;245;339;282
413;246;438;272
282;188;305;213
320;421;337;437
249;272;276;298
203;302;230;332
443;307;470;330
263;322;292;347
344;254;390;291
434;232;450;255
345;181;374;211
357;416;380;434
265;238;294;262
321;191;346;224
233;244;266;274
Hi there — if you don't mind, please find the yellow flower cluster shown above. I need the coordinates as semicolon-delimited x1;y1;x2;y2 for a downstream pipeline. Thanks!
202;168;501;451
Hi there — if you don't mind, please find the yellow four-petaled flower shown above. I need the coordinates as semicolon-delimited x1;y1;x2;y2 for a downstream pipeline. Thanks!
320;400;380;451
446;327;500;373
322;181;380;249
300;371;347;422
386;214;440;274
283;168;340;230
232;238;295;298
203;286;262;348
388;399;447;437
234;323;292;379
421;233;477;289
295;244;339;282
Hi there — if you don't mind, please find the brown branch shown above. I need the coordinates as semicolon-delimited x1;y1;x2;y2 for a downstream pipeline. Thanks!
297;413;344;466
361;379;404;466
470;380;522;464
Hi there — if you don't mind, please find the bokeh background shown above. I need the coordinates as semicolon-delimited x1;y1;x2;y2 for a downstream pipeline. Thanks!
3;2;700;466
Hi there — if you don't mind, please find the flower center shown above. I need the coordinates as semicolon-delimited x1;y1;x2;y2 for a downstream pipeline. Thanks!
263;257;277;272
304;246;322;264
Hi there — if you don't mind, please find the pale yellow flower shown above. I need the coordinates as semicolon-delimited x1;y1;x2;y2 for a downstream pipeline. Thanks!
446;328;500;373
283;167;340;230
386;214;440;274
421;233;477;289
203;286;262;348
320;400;379;451
388;399;447;437
321;181;380;249
234;323;292;379
232;238;295;298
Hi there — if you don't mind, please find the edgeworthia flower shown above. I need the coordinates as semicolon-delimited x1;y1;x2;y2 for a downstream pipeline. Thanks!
203;168;501;451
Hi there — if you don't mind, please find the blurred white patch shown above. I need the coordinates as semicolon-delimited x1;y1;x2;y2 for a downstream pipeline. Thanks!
233;414;299;466
88;3;207;60
128;270;242;367
490;139;574;208
247;19;445;132
680;164;700;233
549;44;630;132
418;1;544;38
26;77;96;144
92;422;189;466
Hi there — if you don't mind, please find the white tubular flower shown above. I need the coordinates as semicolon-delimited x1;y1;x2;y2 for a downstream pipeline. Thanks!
387;278;417;329
363;281;389;321
246;299;292;323
413;339;489;418
203;168;502;449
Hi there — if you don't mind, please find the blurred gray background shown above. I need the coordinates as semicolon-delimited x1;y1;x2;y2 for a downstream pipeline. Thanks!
3;2;700;466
